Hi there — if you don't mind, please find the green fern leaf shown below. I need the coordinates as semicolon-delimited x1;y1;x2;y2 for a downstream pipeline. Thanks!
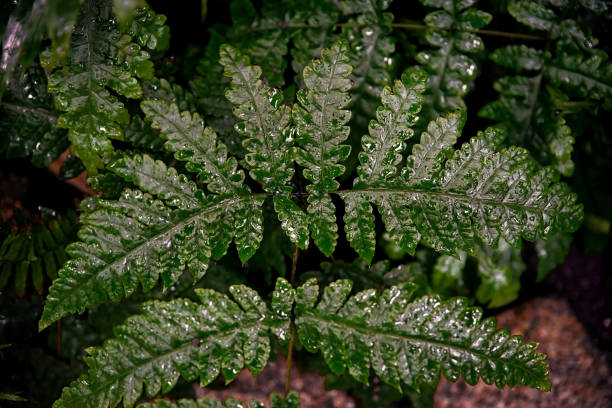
355;68;428;186
290;7;339;88
508;1;556;31
39;153;265;329
141;99;247;196
482;45;578;175
138;392;300;408
295;279;551;391
0;64;68;167
545;53;612;100
126;6;170;51
417;0;491;121
220;45;295;194
52;279;294;408
293;41;352;256
44;0;153;173
219;44;309;249
346;109;583;257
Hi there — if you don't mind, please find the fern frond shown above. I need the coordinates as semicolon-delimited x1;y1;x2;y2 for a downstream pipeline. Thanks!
52;279;294;408
0;211;77;295
138;393;300;408
293;41;352;256
220;45;309;249
290;6;340;88
44;0;154;173
345;110;583;259
126;6;169;51
295;278;551;391
416;0;491;122
355;68;427;186
343;8;395;128
219;45;295;194
141;99;247;196
0;64;67;167
39;153;265;329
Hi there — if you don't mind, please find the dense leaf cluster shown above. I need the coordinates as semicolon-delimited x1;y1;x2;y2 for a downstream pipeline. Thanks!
1;0;607;407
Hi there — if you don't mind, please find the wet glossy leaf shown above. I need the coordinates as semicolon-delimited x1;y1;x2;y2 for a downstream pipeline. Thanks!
293;41;352;255
0;63;68;167
220;44;295;194
345;111;583;258
44;0;154;173
52;279;293;408
39;154;264;329
295;279;552;391
141;99;247;196
355;68;427;186
475;239;525;308
417;0;491;122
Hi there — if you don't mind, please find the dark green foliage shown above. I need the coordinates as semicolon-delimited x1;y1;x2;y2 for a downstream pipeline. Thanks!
42;0;168;173
481;1;612;176
416;0;491;124
52;279;293;408
2;0;604;407
0;63;67;167
295;278;551;391
0;211;77;295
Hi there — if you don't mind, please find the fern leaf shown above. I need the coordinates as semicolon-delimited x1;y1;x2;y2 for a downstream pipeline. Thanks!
44;0;153;173
219;44;309;248
417;0;491;121
545;53;612;100
219;45;295;194
295;279;551;391
126;6;170;51
355;68;428;186
343;9;395;128
508;1;557;31
0;64;68;167
39;154;265;329
293;41;352;255
346;110;583;257
481;46;577;175
141;99;247;196
52;279;294;408
138;393;300;408
290;7;339;88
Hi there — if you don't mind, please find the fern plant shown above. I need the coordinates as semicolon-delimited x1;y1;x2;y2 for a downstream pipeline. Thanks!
2;0;608;407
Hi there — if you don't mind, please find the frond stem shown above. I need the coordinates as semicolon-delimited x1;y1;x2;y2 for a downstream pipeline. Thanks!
285;245;299;397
